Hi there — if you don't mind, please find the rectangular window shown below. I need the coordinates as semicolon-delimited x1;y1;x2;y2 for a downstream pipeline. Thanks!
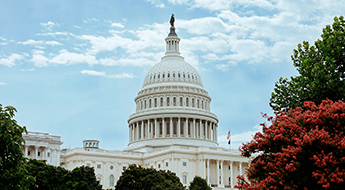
87;163;91;167
47;152;50;157
166;162;169;167
183;162;187;166
97;164;101;169
38;152;40;156
158;164;161;169
123;166;126;171
183;175;187;184
28;151;30;156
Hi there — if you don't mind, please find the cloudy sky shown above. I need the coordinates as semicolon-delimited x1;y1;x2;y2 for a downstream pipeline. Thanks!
1;0;343;150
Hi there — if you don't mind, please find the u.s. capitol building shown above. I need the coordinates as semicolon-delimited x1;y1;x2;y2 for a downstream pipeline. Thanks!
22;18;250;189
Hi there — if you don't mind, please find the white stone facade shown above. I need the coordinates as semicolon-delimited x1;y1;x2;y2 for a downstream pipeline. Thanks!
62;145;248;189
22;131;62;166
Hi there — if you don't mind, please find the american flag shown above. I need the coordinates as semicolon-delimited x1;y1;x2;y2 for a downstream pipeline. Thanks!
227;130;231;145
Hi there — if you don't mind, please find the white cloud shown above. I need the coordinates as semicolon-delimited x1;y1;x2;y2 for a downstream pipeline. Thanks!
146;0;165;8
31;50;49;67
109;73;135;78
19;39;61;46
50;50;98;65
37;31;69;37
0;82;7;86
0;53;25;67
21;68;36;72
110;22;125;28
81;70;106;77
40;21;56;31
81;70;135;79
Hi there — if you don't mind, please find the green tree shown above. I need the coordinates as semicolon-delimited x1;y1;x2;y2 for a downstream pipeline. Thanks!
0;104;31;190
270;16;345;112
115;164;185;190
25;159;101;190
189;176;211;190
65;166;102;190
25;159;69;190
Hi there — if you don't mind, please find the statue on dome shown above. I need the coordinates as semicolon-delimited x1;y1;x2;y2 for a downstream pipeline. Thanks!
170;14;175;27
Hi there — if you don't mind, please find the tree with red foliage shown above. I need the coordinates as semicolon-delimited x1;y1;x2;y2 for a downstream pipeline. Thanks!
236;100;345;189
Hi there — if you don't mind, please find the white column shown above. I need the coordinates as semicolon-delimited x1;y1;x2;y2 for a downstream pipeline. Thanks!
162;118;166;137
136;122;139;140
200;120;204;139
203;159;206;178
184;118;188;137
35;146;39;159
221;160;224;185
207;159;210;184
192;119;196;138
141;120;144;140
230;161;233;188
177;117;181;137
155;118;158;138
42;147;45;160
205;121;208;139
170;118;173;137
215;124;218;142
148;120;151;139
132;124;135;141
53;149;57;166
217;160;220;185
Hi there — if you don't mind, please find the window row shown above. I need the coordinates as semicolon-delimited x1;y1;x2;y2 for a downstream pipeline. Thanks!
137;96;210;111
144;71;201;85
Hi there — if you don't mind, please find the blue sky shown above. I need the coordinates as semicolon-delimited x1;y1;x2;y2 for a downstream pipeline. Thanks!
1;0;344;150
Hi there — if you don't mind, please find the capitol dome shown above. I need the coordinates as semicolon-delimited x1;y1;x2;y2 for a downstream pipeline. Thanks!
127;22;218;151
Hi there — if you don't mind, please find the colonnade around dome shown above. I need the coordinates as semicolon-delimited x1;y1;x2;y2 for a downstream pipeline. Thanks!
128;117;218;144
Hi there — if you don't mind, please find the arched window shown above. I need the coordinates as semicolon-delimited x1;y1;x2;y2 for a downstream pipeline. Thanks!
201;100;204;109
197;99;199;108
167;122;170;135
192;98;194;107
160;98;163;107
144;100;147;109
141;101;143;110
154;98;157;107
173;97;176;106
167;97;170;106
180;97;183;106
149;99;152;108
186;98;189;107
109;175;114;187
